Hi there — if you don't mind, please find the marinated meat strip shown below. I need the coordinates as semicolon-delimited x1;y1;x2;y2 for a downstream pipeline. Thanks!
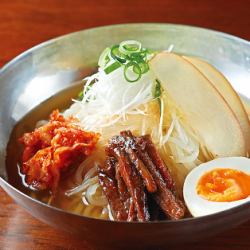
115;166;130;209
115;165;135;221
134;138;185;220
108;144;150;222
137;135;175;192
102;156;116;177
120;131;157;193
98;158;128;221
126;147;157;193
115;167;136;221
127;199;136;221
98;130;185;222
153;189;186;220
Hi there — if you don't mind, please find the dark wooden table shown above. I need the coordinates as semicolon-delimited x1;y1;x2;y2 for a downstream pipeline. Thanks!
1;1;250;249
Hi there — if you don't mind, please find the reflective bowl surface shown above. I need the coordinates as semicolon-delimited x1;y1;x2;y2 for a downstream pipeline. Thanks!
1;23;250;248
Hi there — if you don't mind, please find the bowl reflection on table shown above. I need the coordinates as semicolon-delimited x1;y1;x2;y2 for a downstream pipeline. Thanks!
1;23;250;249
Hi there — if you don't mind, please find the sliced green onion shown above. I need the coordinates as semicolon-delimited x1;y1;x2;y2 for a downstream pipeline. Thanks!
139;62;149;74
124;61;142;82
154;79;162;113
129;53;143;62
78;80;95;101
110;45;127;63
104;61;121;74
130;50;147;59
98;47;111;68
128;54;148;73
119;40;142;55
154;79;162;99
98;40;154;83
77;91;83;100
131;61;148;74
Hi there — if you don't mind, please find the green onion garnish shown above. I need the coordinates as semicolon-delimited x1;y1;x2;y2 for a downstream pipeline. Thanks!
104;61;121;74
78;80;95;101
99;40;154;83
154;79;162;113
119;40;141;55
110;45;127;63
154;79;162;99
78;90;84;100
98;47;111;68
124;61;142;83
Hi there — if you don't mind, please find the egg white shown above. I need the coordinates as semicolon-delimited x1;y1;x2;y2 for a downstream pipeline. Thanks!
183;157;250;217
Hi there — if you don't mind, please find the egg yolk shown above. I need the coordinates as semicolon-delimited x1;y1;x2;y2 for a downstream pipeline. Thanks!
196;168;250;202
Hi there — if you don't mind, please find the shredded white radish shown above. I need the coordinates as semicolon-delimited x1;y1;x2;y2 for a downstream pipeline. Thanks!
175;117;189;145
65;176;98;196
72;155;99;184
84;165;98;181
159;98;165;146
166;117;200;165
85;183;108;207
173;143;199;164
64;67;154;132
162;115;176;144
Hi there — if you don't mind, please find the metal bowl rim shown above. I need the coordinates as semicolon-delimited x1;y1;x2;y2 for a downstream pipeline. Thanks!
1;22;250;225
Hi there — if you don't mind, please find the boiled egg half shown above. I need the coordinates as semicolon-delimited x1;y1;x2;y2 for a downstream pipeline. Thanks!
183;157;250;217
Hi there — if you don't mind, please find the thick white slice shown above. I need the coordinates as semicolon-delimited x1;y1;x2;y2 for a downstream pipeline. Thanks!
184;56;250;154
150;52;246;157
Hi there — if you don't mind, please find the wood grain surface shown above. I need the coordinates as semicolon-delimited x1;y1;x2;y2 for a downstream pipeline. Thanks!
1;1;250;249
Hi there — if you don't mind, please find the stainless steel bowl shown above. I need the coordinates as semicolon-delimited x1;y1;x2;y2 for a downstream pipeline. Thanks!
1;23;250;249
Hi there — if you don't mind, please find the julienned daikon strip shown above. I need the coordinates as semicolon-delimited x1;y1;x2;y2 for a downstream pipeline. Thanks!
65;176;99;196
65;67;153;131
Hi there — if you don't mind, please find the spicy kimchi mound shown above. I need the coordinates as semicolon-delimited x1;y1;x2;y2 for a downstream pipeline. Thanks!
19;110;99;193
